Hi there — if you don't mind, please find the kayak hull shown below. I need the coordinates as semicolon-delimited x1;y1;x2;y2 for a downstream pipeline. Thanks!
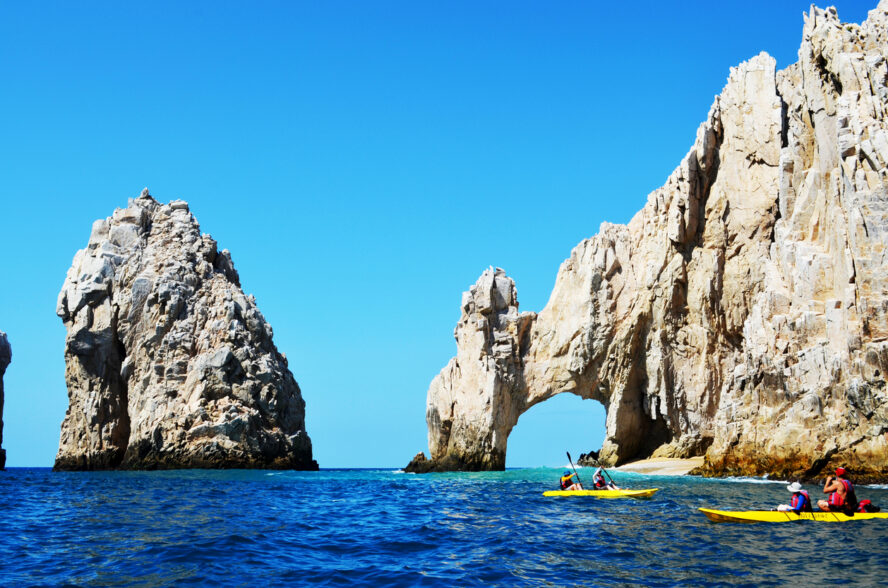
543;488;659;499
699;508;888;523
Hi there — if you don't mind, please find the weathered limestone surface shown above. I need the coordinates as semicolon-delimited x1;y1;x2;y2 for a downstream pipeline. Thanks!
55;190;317;470
410;268;534;472
0;331;10;469
409;3;888;482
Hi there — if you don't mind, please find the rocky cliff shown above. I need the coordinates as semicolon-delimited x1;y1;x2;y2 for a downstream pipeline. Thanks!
55;189;317;470
409;2;888;482
0;331;10;469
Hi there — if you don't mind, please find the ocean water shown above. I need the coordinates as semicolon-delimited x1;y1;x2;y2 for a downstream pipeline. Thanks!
2;468;888;586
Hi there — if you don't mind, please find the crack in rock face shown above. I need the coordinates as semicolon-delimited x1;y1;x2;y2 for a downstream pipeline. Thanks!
55;190;317;470
408;2;888;483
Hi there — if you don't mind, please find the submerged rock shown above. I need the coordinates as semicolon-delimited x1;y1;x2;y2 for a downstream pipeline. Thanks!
55;189;317;470
412;2;888;482
0;331;10;469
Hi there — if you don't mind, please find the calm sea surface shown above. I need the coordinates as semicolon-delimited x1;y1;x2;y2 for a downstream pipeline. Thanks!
2;467;888;586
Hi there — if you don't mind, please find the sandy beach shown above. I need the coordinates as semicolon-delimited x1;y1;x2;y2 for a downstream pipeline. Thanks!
615;457;704;476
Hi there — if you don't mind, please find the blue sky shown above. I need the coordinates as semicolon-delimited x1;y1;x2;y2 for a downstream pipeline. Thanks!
0;1;876;468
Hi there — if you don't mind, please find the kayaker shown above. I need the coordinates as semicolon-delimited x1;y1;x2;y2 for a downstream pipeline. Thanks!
817;467;858;513
592;467;620;490
560;470;583;491
777;482;812;513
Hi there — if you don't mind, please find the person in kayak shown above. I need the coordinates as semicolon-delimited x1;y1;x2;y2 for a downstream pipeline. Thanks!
817;467;858;512
592;467;620;490
560;470;583;491
777;482;812;513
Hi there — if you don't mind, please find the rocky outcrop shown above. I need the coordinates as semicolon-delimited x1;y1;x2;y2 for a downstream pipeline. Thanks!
406;268;534;472
55;189;317;470
411;2;888;482
0;331;10;469
404;452;437;473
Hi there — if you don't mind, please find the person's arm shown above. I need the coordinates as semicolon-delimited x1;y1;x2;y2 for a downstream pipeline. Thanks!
823;476;840;494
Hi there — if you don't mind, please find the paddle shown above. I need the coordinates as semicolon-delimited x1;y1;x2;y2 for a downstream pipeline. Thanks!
565;452;583;488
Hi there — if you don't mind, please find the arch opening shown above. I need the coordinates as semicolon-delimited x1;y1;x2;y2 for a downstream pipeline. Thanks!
506;393;606;468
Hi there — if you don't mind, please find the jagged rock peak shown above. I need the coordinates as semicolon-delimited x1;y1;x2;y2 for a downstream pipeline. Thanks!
411;2;888;482
0;331;10;470
55;190;317;470
408;267;535;472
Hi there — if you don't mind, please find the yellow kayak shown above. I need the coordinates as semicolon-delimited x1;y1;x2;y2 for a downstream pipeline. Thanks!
699;508;888;523
543;488;659;499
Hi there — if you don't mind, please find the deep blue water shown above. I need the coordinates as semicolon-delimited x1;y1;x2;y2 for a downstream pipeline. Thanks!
2;468;888;586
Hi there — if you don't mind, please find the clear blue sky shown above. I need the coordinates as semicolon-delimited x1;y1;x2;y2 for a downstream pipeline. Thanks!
0;1;875;468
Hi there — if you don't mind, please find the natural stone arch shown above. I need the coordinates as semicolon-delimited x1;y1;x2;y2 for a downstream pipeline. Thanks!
506;388;607;467
417;266;697;473
410;49;784;473
411;6;888;483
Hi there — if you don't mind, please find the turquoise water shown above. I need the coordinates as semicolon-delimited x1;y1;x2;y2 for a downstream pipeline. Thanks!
2;467;888;586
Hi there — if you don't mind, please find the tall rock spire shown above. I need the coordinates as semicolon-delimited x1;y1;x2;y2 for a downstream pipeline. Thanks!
55;190;317;470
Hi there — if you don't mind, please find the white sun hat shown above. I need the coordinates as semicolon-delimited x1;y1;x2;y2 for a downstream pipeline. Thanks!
787;482;803;492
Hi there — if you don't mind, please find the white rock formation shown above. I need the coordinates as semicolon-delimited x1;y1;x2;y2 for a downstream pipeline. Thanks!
55;190;316;470
0;331;10;469
421;268;534;470
412;2;888;481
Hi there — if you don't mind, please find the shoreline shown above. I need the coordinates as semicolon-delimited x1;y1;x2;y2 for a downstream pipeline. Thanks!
614;457;704;476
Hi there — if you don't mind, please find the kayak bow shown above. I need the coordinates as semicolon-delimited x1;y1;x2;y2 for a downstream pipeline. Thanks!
699;508;888;523
543;488;659;499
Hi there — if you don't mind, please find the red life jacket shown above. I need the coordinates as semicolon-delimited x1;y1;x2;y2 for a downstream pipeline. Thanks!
857;499;876;513
560;475;574;490
828;489;844;507
829;478;857;508
593;475;607;489
790;490;812;512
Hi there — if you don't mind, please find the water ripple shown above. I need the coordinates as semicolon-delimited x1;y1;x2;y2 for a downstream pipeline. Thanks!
2;468;888;585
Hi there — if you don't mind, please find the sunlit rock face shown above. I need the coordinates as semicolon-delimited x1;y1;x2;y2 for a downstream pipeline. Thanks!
0;331;10;469
411;2;888;482
55;190;317;470
413;267;534;472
